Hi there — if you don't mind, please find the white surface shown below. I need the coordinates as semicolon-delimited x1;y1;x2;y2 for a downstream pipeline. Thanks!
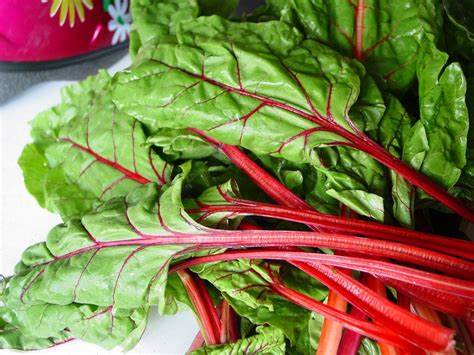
0;56;199;354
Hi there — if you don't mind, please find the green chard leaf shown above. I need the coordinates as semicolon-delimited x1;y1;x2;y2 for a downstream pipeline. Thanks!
112;16;396;219
0;304;149;351
378;96;415;227
404;37;469;193
129;0;199;58
269;0;443;92
112;17;358;164
0;301;73;351
130;0;241;59
0;172;200;350
20;71;172;220
191;325;286;355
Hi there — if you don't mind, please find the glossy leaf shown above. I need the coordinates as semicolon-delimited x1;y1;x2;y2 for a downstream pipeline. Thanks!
268;0;442;92
407;37;469;191
112;17;391;217
112;17;359;163
114;12;471;219
0;322;70;351
129;0;198;58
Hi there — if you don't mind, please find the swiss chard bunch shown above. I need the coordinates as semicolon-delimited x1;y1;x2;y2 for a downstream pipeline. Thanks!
2;0;473;354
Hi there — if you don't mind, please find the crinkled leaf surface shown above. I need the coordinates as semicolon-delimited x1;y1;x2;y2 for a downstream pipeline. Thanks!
112;16;399;218
130;0;240;58
19;144;96;220
112;17;363;165
313;146;386;221
148;128;217;160
20;71;172;220
269;0;442;92
115;9;470;219
0;323;70;351
1;173;202;349
191;325;286;355
0;302;148;351
405;38;469;192
129;0;199;58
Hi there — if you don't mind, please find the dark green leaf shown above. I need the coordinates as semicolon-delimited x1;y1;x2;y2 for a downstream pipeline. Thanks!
191;325;286;354
269;0;443;92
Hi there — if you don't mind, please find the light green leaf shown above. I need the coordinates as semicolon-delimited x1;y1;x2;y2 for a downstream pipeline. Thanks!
130;0;199;58
0;311;71;351
327;189;384;222
112;16;363;166
1;173;199;349
21;71;172;220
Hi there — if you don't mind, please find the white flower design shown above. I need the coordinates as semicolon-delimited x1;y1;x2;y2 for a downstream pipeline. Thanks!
107;0;131;45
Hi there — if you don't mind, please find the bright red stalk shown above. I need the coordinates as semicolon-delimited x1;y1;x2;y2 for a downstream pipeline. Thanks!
380;277;473;318
175;248;474;300
316;207;351;355
195;201;474;260
233;229;474;304
364;275;401;355
243;222;348;354
190;129;473;260
177;270;221;345
411;301;456;355
67;227;473;278
184;229;474;278
44;233;474;298
291;261;454;351
353;136;474;222
170;250;458;352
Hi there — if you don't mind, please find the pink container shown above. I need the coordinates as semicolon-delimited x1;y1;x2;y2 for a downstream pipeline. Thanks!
0;0;131;68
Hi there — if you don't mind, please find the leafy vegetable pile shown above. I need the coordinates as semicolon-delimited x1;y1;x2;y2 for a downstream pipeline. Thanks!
2;0;474;353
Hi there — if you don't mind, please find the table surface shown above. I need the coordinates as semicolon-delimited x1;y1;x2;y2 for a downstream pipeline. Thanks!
0;56;199;355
